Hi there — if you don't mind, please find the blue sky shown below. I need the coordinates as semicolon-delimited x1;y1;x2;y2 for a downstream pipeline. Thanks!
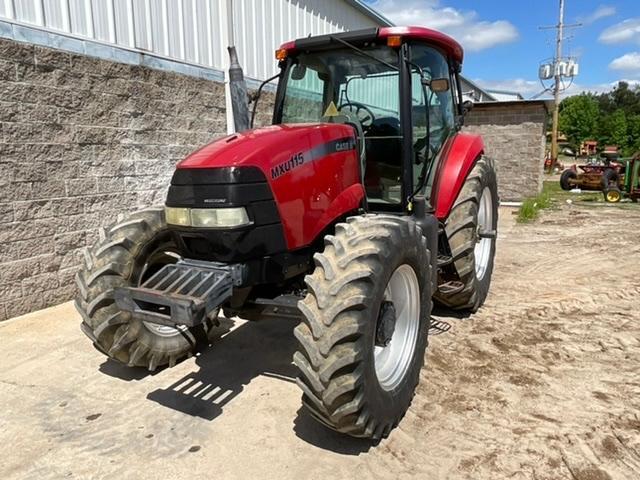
365;0;640;97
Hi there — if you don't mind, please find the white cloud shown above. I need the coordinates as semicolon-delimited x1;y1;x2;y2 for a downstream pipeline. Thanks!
599;18;640;44
577;5;616;25
369;0;519;52
473;78;639;99
609;52;640;72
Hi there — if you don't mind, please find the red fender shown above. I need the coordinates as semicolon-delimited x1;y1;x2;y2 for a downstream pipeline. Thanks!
314;183;365;241
431;133;485;220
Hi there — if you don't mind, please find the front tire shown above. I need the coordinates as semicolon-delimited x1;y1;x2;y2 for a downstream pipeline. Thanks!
75;208;220;371
294;215;432;440
603;187;622;203
560;169;577;191
434;156;498;312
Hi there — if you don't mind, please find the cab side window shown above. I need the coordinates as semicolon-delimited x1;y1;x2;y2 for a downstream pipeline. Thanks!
281;64;326;123
410;45;455;161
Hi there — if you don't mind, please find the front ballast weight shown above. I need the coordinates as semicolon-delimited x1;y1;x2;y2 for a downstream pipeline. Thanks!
114;259;245;329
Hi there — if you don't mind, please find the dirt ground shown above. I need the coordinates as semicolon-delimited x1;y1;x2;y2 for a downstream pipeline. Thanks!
1;203;639;480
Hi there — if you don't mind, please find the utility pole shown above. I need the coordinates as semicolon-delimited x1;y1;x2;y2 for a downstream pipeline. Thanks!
539;0;580;171
550;0;565;169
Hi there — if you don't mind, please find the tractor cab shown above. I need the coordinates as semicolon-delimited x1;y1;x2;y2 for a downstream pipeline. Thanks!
272;27;464;212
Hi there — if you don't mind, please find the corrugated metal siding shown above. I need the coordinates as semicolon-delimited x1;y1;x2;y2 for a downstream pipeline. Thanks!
0;0;379;80
231;0;378;80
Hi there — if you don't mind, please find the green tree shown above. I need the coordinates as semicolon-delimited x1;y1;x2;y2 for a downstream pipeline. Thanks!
598;109;628;148
611;82;640;116
558;94;600;149
626;114;640;155
561;83;640;155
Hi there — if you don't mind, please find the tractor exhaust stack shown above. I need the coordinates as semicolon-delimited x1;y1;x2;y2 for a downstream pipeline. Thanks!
227;46;250;132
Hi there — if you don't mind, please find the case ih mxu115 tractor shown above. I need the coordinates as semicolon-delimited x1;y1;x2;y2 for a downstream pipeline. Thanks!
76;27;498;440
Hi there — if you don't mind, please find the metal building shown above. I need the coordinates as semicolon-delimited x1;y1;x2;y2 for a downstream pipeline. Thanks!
0;0;494;129
0;0;388;81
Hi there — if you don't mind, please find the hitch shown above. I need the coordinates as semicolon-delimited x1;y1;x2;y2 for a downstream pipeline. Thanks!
114;259;245;328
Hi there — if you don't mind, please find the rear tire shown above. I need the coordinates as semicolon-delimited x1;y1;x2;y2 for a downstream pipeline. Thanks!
75;207;220;371
434;156;498;312
560;169;577;191
601;169;620;190
294;215;432;440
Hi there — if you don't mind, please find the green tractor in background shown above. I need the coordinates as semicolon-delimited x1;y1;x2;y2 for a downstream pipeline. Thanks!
603;152;640;203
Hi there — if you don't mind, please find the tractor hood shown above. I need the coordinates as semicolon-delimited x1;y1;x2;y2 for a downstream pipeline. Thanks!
177;123;356;175
173;122;364;252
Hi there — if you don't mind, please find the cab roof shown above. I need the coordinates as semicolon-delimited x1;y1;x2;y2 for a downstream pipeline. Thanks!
279;26;464;64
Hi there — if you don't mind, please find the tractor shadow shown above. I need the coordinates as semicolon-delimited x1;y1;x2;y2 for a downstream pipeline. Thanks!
293;407;374;454
143;316;297;421
98;359;159;381
428;305;474;336
98;308;463;455
432;305;472;320
133;315;375;454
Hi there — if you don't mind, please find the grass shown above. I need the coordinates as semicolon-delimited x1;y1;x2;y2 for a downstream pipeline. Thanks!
517;181;602;223
541;180;601;203
516;190;552;223
517;179;640;221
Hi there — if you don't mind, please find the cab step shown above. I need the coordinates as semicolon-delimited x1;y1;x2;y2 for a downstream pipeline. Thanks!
437;254;453;267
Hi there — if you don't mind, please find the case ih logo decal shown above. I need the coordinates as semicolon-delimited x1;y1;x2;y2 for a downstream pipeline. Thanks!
335;139;355;152
270;137;356;180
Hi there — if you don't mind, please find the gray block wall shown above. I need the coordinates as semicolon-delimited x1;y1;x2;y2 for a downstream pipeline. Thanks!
0;37;234;320
463;101;548;201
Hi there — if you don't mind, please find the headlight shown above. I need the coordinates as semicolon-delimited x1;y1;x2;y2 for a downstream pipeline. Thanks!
165;206;250;228
165;207;190;226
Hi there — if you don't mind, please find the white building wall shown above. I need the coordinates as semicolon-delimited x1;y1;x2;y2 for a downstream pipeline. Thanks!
0;0;378;81
231;0;378;80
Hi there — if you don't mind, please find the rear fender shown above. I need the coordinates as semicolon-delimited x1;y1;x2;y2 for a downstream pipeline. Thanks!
431;133;484;220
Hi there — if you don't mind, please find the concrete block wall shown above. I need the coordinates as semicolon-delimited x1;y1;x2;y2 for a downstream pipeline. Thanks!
463;102;548;201
0;37;234;321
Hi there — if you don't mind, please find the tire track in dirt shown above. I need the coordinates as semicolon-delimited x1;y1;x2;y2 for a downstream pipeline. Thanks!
361;204;640;479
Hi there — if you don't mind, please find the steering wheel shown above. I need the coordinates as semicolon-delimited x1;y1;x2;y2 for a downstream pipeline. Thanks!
338;102;376;128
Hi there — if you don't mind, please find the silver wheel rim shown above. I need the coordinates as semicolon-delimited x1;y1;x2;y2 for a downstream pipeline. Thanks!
139;251;187;338
474;187;493;280
374;264;421;391
143;319;187;338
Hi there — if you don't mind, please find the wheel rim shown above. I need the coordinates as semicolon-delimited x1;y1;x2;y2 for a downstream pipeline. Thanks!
138;248;187;338
474;187;493;280
374;264;420;391
607;191;620;202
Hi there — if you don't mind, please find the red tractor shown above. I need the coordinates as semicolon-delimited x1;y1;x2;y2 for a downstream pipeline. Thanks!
76;27;498;440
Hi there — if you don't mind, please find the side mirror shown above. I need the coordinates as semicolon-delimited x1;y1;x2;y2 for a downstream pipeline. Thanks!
291;64;306;80
462;100;474;115
430;78;449;92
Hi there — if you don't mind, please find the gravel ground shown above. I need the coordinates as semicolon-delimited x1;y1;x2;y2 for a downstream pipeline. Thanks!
1;204;639;480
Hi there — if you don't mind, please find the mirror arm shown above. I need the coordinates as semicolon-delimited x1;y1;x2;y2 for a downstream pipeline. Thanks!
250;72;282;128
